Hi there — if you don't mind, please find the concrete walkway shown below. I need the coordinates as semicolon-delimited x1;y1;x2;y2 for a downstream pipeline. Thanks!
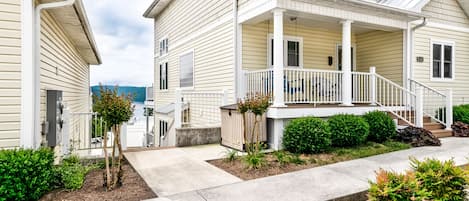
124;144;242;197
145;138;469;201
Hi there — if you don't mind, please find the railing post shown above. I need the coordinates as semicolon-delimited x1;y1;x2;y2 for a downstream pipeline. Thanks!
370;66;376;105
62;107;70;155
222;88;228;106
174;88;182;129
415;87;424;127
445;88;453;130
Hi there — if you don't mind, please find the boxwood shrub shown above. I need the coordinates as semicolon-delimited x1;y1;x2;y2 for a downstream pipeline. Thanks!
283;117;331;154
363;111;396;143
453;104;469;124
0;148;55;201
329;114;369;147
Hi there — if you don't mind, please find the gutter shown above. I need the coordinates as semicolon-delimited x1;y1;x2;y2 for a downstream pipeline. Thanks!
408;17;427;82
343;0;424;18
33;0;76;147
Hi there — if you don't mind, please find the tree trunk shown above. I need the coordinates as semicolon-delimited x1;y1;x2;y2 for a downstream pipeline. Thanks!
242;112;249;153
111;125;118;188
103;125;111;190
116;124;124;186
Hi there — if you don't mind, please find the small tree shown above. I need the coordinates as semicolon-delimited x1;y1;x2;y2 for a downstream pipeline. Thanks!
237;94;270;155
93;85;134;190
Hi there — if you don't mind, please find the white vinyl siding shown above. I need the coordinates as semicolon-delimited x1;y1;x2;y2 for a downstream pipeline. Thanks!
0;0;21;148
356;30;404;85
422;0;469;28
179;50;194;88
39;11;91;138
242;21;356;71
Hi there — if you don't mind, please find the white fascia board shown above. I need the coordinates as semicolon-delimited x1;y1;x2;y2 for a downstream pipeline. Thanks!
238;0;277;24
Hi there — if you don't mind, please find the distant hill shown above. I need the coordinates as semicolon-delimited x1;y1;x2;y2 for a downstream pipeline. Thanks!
91;86;146;103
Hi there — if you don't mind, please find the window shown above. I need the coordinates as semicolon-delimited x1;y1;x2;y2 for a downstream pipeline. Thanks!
159;62;168;90
179;50;194;88
337;45;355;71
432;41;454;80
159;38;168;56
159;120;168;138
268;35;303;68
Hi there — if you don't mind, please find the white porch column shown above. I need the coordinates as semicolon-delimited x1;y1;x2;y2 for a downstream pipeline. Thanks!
272;9;285;107
340;20;353;106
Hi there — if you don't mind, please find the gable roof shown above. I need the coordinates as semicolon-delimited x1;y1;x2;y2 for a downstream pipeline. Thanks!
143;0;469;21
40;0;101;65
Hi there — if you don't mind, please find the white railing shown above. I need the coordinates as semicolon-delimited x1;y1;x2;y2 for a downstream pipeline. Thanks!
409;79;452;129
175;89;228;128
244;68;343;104
245;69;274;101
66;112;110;153
283;68;343;104
374;73;419;126
352;71;372;103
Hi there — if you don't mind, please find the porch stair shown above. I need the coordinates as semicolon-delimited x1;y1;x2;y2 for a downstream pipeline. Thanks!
388;112;452;138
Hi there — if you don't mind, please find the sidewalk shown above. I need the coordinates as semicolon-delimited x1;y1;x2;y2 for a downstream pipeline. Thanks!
124;144;242;197
146;138;469;201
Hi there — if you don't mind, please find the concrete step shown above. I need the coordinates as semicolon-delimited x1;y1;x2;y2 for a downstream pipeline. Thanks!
431;129;453;138
424;122;445;130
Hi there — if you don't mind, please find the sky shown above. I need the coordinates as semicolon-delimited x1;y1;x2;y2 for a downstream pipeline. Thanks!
82;0;154;87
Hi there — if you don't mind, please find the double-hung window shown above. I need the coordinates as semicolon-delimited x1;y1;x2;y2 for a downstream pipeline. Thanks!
159;120;168;138
432;41;454;80
159;38;168;56
179;50;194;88
159;62;168;90
269;35;303;68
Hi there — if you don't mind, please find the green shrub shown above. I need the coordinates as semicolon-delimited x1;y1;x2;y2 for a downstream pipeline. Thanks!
453;104;469;124
244;152;266;169
412;158;468;200
283;117;331;154
273;151;289;166
54;155;95;191
368;170;430;201
223;149;238;163
0;148;55;201
328;114;370;147
363;111;396;143
369;158;469;201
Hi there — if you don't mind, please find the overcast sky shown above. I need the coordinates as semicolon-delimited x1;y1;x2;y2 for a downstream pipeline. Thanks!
83;0;154;87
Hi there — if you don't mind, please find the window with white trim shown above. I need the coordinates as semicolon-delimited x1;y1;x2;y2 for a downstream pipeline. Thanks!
432;41;454;80
179;51;194;88
159;38;168;56
268;35;303;68
159;62;168;90
159;120;168;138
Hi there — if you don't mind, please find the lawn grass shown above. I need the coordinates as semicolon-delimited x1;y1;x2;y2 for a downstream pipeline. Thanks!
209;140;412;180
330;141;412;160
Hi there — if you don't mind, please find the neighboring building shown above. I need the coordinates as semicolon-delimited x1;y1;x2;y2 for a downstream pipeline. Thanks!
0;0;101;149
144;0;469;149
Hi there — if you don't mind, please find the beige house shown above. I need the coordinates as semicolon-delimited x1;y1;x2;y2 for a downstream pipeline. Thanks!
0;0;100;149
144;0;469;149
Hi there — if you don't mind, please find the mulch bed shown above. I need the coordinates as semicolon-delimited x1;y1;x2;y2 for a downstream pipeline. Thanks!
40;162;157;201
208;153;339;180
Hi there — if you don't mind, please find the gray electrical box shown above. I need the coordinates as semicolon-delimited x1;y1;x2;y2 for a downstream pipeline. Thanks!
46;90;64;147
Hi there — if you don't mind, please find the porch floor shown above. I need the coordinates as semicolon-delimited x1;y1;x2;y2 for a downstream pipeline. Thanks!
281;103;377;108
267;103;393;119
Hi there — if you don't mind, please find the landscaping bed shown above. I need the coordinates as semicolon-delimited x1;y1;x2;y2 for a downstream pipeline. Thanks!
209;141;411;180
40;161;156;201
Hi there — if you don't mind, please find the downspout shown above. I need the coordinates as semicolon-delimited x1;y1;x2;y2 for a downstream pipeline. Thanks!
233;0;239;100
408;17;427;82
33;0;76;147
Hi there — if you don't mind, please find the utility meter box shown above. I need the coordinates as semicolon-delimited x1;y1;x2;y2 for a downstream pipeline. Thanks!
46;90;64;147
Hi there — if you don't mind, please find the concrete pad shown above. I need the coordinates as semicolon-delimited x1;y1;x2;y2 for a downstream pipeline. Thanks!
171;137;469;201
124;145;242;197
180;144;231;161
196;167;369;201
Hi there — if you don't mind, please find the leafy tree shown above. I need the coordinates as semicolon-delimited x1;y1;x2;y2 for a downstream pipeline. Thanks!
93;85;134;190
